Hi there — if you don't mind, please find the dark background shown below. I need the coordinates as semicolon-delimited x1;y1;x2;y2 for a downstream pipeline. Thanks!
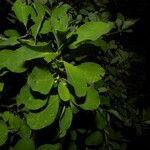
0;0;150;149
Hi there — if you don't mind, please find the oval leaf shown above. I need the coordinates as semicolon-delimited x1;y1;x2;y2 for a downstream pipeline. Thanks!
36;143;61;150
12;0;30;26
59;107;73;137
69;21;112;48
28;67;54;94
27;95;59;130
58;81;70;101
80;87;100;110
77;62;105;83
64;61;87;97
16;84;47;110
85;131;103;146
13;138;35;150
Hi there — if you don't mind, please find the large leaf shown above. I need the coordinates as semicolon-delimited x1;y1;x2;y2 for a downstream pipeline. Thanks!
51;4;71;31
77;62;105;83
0;46;56;72
69;21;112;48
64;61;87;97
16;84;47;110
59;107;73;137
13;138;35;150
36;143;61;150
27;95;59;130
0;120;8;146
12;0;30;26
64;61;104;97
58;81;70;101
28;67;54;94
80;87;100;110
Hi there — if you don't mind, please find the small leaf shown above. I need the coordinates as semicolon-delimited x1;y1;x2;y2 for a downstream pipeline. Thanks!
58;81;70;101
4;29;20;37
0;82;4;91
12;0;30;26
85;131;103;146
69;21;112;48
9;114;22;131
80;87;100;110
51;4;71;31
27;95;59;130
108;109;124;121
28;67;54;94
0;120;8;146
40;19;52;34
68;142;78;150
16;84;47;110
95;111;107;129
59;107;73;137
64;61;87;97
0;37;19;48
122;20;137;30
1;111;11;122
36;143;61;150
18;121;31;138
143;120;150;125
13;138;35;150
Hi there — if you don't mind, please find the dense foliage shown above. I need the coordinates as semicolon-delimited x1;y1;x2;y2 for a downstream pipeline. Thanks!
0;0;150;150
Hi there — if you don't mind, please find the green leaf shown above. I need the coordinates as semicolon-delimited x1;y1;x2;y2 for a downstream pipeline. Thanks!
68;142;78;150
4;29;20;37
40;19;52;34
85;131;103;146
58;81;70;101
51;4;71;31
64;61;87;97
1;111;11;122
80;87;100;110
95;111;107;129
9;114;22;131
12;0;30;26
59;107;73;137
108;109;125;121
27;95;59;130
13;138;35;150
77;62;105;83
0;120;8;146
122;20;136;30
0;37;19;48
0;82;4;91
31;2;46;39
28;67;54;95
36;143;61;150
69;21;112;48
143;120;150;125
18;121;31;138
0;46;55;72
64;61;105;97
16;84;47;110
